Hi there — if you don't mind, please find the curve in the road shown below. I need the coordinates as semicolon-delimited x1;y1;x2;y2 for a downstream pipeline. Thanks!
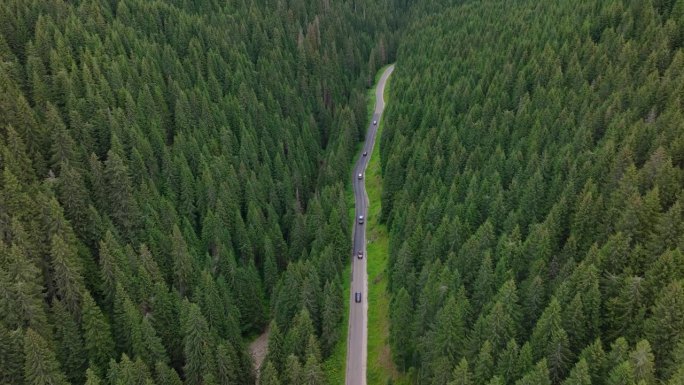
345;64;395;385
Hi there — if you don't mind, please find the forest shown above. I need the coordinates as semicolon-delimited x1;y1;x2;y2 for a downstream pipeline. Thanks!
0;0;404;384
380;0;684;384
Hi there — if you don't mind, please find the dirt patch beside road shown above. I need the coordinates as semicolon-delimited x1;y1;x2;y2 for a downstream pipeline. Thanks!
249;326;270;380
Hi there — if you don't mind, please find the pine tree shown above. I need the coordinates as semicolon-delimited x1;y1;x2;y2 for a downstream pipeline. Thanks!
182;302;217;385
23;328;70;385
303;353;325;385
474;340;494;385
285;309;315;361
630;340;656;385
562;359;591;385
284;354;303;385
0;324;24;385
1;242;50;337
547;327;573;384
321;279;341;356
104;143;139;238
473;253;495;313
450;358;473;385
578;338;607;384
390;288;414;370
155;362;183;385
216;342;238;385
172;224;194;297
496;339;520;381
81;292;115;376
606;361;635;385
51;300;86;384
49;233;85;318
266;321;285;373
645;281;684;371
84;368;102;385
260;361;280;385
530;298;563;359
515;360;551;385
607;276;647;342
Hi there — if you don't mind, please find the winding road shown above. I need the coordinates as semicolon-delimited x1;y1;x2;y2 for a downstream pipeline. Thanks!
346;64;394;385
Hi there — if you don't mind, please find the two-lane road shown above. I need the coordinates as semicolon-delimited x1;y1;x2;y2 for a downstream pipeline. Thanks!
346;64;394;385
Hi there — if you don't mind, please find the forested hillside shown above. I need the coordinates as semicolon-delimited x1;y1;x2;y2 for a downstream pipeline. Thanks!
0;0;401;384
381;0;684;384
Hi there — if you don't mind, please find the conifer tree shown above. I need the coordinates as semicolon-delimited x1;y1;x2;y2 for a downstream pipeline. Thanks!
260;361;280;385
81;292;115;376
266;321;285;373
390;288;414;370
51;300;86;384
0;324;24;385
450;358;473;385
23;328;70;385
645;281;684;371
49;233;85;317
515;360;551;385
284;354;303;385
630;340;656;385
182;302;217;385
84;368;102;385
216;342;238;385
474;340;494;385
562;359;591;385
154;362;183;385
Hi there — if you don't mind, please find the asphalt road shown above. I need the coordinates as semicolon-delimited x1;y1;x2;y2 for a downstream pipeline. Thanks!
345;64;395;385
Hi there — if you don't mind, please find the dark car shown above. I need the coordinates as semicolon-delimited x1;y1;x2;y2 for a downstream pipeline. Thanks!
355;292;362;303
357;251;363;259
363;151;368;156
358;215;364;224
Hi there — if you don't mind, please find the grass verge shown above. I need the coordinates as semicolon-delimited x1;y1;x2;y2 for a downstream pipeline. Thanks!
365;68;409;385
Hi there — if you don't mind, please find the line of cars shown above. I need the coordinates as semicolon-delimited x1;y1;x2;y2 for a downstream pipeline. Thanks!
353;120;375;304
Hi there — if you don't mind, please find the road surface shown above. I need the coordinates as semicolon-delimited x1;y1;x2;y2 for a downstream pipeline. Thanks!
345;64;394;385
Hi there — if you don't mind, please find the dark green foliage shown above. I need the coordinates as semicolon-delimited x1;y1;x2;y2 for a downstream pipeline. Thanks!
51;300;85;385
382;0;684;383
0;0;404;381
0;325;24;385
81;292;115;376
259;361;280;385
23;328;70;385
181;302;216;385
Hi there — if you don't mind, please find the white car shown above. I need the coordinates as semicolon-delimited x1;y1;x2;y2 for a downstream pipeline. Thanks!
373;120;377;125
358;173;363;180
358;215;364;224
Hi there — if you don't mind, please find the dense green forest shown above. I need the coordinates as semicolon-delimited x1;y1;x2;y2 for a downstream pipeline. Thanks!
381;0;684;384
0;0;403;384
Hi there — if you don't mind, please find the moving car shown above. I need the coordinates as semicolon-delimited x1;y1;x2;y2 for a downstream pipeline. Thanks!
363;151;368;156
358;173;363;179
358;215;364;224
373;120;377;125
355;292;362;303
357;251;363;259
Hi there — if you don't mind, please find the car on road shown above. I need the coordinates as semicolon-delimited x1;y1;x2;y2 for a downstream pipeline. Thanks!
358;173;363;179
373;120;377;125
363;151;367;156
358;215;364;224
357;251;363;259
355;292;362;303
